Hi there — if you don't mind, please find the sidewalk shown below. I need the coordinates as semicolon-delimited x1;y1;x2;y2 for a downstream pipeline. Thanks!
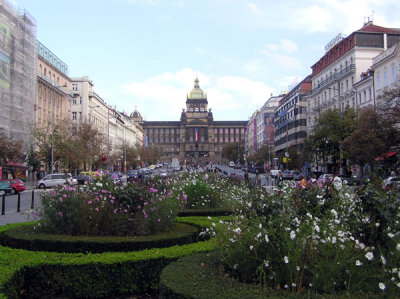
0;210;37;225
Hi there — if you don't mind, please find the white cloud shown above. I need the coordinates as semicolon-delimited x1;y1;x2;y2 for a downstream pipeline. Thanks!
122;69;273;121
265;39;299;53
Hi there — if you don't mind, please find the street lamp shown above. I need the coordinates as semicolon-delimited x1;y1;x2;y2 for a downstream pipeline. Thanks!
50;83;67;174
328;86;344;175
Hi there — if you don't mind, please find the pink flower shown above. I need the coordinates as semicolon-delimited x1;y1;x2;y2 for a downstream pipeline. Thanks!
144;202;148;206
95;207;99;212
159;198;162;201
101;190;107;194
123;209;127;213
170;210;173;214
59;198;63;202
110;199;114;204
137;205;141;209
50;190;56;195
58;212;63;217
143;210;148;218
158;218;161;222
149;187;157;193
87;201;92;204
62;194;67;198
95;197;100;201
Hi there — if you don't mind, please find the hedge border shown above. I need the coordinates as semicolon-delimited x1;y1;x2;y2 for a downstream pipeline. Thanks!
0;216;228;298
0;222;201;253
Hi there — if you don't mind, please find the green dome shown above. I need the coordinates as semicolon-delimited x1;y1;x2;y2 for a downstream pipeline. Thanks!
188;77;206;100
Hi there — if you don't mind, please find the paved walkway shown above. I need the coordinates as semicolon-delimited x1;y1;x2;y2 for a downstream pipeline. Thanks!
0;210;37;225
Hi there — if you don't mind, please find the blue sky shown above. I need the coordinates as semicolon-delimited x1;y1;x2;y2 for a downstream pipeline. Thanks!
15;0;400;121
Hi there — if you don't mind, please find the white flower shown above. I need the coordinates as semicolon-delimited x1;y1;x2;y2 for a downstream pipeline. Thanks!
365;252;374;261
296;266;300;271
397;243;400;251
392;268;398;274
397;282;400;288
250;245;254;250
284;256;289;264
314;225;320;232
379;282;385;291
356;260;362;266
290;230;296;240
233;228;241;234
381;255;386;265
292;283;296;287
233;264;238;269
265;234;269;243
359;242;365;250
256;232;262;239
259;223;262;228
332;237;337;244
388;232;395;238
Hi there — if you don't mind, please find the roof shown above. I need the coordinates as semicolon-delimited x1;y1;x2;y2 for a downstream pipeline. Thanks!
188;77;206;100
356;22;400;34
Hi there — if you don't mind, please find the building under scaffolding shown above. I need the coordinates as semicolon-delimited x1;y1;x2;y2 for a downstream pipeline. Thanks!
0;0;37;150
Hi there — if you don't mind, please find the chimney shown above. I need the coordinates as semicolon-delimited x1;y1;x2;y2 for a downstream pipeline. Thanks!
383;33;388;51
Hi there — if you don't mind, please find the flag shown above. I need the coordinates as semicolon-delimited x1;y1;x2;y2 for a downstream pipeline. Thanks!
195;128;199;142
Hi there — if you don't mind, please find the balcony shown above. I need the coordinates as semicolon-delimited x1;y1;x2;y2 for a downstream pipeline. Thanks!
311;64;355;95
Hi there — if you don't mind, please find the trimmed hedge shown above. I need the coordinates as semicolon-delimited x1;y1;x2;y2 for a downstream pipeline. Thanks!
0;222;200;253
179;208;233;217
160;252;271;298
0;216;229;298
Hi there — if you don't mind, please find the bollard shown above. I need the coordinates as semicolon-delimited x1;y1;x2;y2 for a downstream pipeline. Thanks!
31;190;34;209
1;193;5;215
17;192;21;212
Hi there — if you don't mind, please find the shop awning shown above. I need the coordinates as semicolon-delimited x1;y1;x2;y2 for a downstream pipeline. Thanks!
386;151;397;158
375;156;384;161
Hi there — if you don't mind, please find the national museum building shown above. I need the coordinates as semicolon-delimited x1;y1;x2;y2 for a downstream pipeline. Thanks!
134;78;247;164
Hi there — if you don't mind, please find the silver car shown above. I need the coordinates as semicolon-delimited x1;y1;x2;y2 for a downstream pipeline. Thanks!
38;173;77;189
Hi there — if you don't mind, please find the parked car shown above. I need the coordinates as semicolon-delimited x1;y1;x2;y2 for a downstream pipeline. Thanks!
0;181;12;195
229;161;235;167
159;169;168;177
0;179;26;194
270;169;282;178
38;173;76;189
127;170;139;182
291;171;301;181
73;174;91;185
282;170;294;180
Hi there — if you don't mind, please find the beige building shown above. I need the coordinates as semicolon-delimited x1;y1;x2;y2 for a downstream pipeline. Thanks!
36;40;72;127
142;78;247;164
306;22;400;133
372;41;400;102
70;76;143;166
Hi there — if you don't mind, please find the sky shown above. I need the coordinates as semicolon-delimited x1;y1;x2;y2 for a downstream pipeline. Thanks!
13;0;400;121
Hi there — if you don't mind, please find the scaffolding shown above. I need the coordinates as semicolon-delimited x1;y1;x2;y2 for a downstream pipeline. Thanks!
0;0;37;150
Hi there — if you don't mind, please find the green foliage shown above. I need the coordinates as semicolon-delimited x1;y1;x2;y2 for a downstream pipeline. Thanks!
212;178;400;296
39;175;187;236
0;217;220;298
0;222;200;253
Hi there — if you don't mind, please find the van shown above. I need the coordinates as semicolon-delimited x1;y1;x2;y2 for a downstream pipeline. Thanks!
229;161;235;167
270;169;282;178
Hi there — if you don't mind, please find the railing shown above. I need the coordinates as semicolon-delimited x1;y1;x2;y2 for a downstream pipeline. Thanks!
311;64;355;95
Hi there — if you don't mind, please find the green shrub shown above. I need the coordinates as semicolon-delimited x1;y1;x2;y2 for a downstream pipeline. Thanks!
211;178;400;296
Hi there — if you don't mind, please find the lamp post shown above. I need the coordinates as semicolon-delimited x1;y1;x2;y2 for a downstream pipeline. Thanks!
50;83;67;174
328;85;344;175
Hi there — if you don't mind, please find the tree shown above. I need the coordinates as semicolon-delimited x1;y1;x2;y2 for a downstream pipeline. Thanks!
26;145;40;173
221;143;244;163
342;107;384;173
0;129;23;166
304;107;357;172
139;146;160;165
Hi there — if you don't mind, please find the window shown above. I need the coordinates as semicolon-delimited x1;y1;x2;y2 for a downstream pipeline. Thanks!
384;70;388;87
73;98;76;104
376;74;381;89
392;66;396;83
79;97;82;104
72;84;78;91
72;112;77;120
195;107;199;112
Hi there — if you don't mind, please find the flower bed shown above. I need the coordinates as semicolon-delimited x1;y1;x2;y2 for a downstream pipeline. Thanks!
208;178;400;296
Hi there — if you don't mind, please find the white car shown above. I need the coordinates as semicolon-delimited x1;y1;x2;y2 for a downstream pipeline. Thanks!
38;173;77;189
229;161;235;167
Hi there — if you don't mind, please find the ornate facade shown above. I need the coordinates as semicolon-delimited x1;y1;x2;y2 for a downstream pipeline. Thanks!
141;78;247;163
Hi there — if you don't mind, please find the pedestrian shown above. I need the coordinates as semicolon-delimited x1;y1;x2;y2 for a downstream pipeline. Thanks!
299;176;307;188
277;172;283;185
244;170;249;185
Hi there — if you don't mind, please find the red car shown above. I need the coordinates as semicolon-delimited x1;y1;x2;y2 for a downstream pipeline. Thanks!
0;179;26;194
